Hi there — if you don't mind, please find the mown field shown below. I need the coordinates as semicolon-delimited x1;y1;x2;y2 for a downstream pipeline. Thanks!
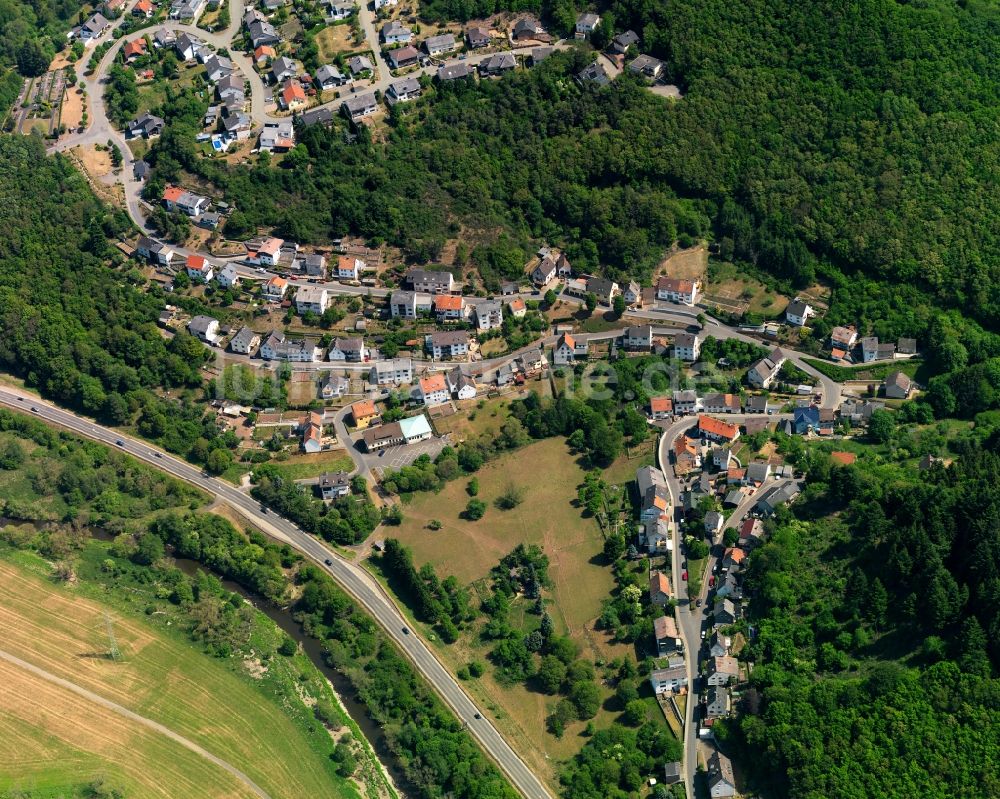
0;554;361;799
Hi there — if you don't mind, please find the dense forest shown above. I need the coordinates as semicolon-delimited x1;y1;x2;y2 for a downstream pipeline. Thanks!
0;137;244;469
728;439;1000;798
0;0;76;82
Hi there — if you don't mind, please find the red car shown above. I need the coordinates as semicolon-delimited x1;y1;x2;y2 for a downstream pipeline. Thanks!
682;570;688;581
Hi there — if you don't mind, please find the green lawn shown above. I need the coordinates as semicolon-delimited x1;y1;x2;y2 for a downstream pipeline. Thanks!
265;451;354;480
803;356;930;384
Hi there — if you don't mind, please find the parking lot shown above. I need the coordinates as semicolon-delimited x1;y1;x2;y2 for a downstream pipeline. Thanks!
371;436;449;476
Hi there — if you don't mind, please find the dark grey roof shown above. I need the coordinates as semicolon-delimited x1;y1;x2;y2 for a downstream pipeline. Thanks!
299;106;335;126
437;61;471;80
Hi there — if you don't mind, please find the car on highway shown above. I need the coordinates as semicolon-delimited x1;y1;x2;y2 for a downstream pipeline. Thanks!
30;407;37;412
16;397;22;401
401;626;410;635
115;439;124;447
154;452;162;458
682;570;688;581
473;712;481;719
324;558;332;565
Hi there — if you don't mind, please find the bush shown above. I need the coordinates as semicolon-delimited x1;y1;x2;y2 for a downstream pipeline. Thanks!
464;499;486;520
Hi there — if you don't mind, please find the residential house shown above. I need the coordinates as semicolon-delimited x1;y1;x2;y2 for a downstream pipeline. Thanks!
173;32;204;61
262;276;288;301
575;12;600;36
136;236;175;265
475;301;503;331
203;54;233;82
588;277;619;305
169;0;206;20
417;373;450;406
722;547;746;573
123;38;147;62
247;20;280;49
495;362;515;387
530;46;553;65
446;367;477;400
649;571;672;606
126;112;165;139
705;686;731;720
637;466;669;524
381;20;412;44
531;254;558;286
362;421;405;451
254;237;285;267
861;336;880;363
738;518;764;549
320;374;349;399
704;511;723;536
223;111;253;139
152;28;177;48
829;325;858;351
254;44;277;65
187;315;220;344
336;255;364;280
163;186;209;217
653;615;680;656
348;55;374;76
295;286;329;315
703;393;740;415
373;0;397;8
507;297;526;318
386;76;421;103
301;411;324;453
664;762;682;786
746;348;787;389
229;326;260;354
258;121;295;151
672;389;697;415
622;325;653;351
350;399;378;429
708;631;731;659
466;25;490;48
328;337;366;362
133;159;150;181
301;253;327;277
576;60;611;85
217;263;241;289
553;333;588;365
518;348;544;374
743;395;769;414
707;750;736;798
279;80;307;111
628;53;664;80
325;0;354;20
260;331;319;362
713;447;732;470
218;74;245;103
318;471;351;500
407;268;454;294
793;406;820;434
714;598;737;626
656;276;698;305
79;12;110;39
608;29;639;54
438;62;472;81
270;57;298;84
389;290;431;318
480;52;516;76
400;414;433;443
185;254;215;282
785;298;814;327
426;330;469;360
673;436;701;475
649;396;673;421
756;481;799;516
434;294;464;322
699;415;740;444
744;462;771;487
624;280;642;306
511;16;548;41
649;663;687;696
673;332;701;362
369;358;413;386
898;337;918;356
387;45;420;70
884;371;913;399
314;64;349;91
132;0;154;16
299;107;336;127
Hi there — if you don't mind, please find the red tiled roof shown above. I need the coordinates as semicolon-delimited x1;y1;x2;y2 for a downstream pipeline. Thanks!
163;186;184;202
435;294;463;311
351;399;377;418
699;414;739;440
650;396;672;413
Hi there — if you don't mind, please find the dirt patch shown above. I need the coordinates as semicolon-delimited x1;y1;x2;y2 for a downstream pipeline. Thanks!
316;24;365;60
657;245;707;282
60;86;86;131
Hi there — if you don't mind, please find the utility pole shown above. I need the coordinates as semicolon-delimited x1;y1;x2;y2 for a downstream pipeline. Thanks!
104;612;122;662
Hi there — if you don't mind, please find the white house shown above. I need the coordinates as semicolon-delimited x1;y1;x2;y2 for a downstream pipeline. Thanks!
229;326;260;354
426;331;469;360
255;237;284;267
337;255;364;280
260;331;319;362
318;471;351;499
656;277;698;305
295;286;330;315
185;254;215;282
389;290;432;318
370;358;413;386
649;662;687;696
622;325;653;351
785;298;814;327
187;315;220;344
673;332;700;362
262;276;289;301
446;367;476;400
553;333;587;365
417;373;450;407
475;301;503;331
381;20;412;44
217;263;241;288
747;348;787;389
328;338;367;362
575;12;600;36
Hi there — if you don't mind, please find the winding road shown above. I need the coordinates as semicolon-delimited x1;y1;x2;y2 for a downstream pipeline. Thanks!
0;386;552;799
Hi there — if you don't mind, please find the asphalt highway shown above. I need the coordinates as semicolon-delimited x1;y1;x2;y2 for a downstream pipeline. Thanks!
0;386;553;799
